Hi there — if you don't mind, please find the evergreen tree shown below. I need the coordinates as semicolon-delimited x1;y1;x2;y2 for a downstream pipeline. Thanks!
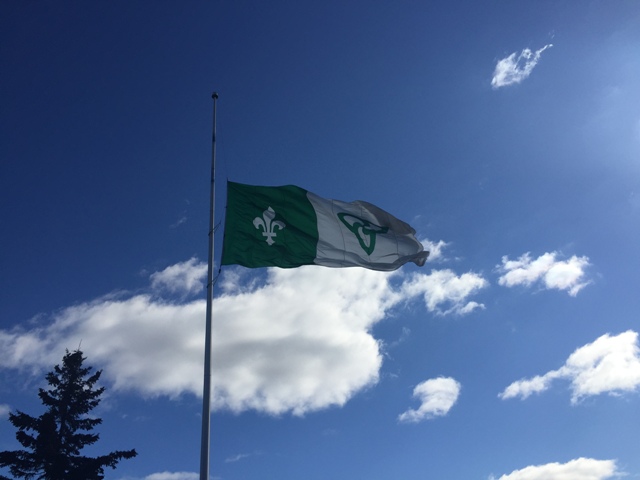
0;350;137;480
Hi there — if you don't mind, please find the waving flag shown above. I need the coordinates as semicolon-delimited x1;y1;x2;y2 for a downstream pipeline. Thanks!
222;182;428;271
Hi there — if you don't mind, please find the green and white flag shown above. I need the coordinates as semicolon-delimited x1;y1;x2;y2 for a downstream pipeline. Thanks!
221;182;428;271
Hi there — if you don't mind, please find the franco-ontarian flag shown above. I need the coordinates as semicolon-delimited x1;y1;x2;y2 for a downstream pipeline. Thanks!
221;182;429;271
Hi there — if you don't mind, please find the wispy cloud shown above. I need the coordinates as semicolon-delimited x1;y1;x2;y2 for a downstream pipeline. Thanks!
225;453;255;463
496;251;591;296
491;44;552;89
144;473;199;480
118;472;199;480
398;377;461;423
500;331;640;403
149;257;207;296
490;457;621;480
169;216;188;229
0;259;485;416
0;404;11;417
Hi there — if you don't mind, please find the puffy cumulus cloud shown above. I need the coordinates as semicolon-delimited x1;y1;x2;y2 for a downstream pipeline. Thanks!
491;44;552;89
0;293;206;397
491;457;621;480
398;377;461;423
210;266;394;414
420;239;449;262
500;331;640;403
564;331;640;401
496;252;591;296
149;257;207;296
0;260;485;416
401;269;488;315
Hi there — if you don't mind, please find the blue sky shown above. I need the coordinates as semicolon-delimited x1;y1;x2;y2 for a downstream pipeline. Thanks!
1;1;640;479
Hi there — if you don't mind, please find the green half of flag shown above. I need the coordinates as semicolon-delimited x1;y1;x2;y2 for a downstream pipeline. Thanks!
221;181;429;271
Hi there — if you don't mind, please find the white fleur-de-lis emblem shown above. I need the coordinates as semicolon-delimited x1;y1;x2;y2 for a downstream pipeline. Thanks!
253;207;286;246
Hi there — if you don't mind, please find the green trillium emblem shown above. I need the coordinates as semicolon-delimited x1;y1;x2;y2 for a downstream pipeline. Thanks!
338;213;389;255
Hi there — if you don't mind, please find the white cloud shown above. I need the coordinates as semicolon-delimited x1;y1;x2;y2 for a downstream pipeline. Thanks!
118;472;199;480
398;377;461;423
492;457;621;480
0;260;485;416
496;251;591;296
0;404;11;417
225;453;252;463
169;215;188;229
491;44;552;89
420;239;449;262
150;257;207;296
500;331;640;403
499;373;558;401
402;269;488;315
144;472;199;480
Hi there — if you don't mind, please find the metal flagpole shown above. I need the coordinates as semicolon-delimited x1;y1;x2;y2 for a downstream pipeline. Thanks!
200;92;218;480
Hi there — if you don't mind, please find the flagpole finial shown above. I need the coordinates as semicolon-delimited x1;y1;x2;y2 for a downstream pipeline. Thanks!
212;92;219;100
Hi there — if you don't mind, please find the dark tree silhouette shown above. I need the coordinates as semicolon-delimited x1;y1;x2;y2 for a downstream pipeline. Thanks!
0;350;137;480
